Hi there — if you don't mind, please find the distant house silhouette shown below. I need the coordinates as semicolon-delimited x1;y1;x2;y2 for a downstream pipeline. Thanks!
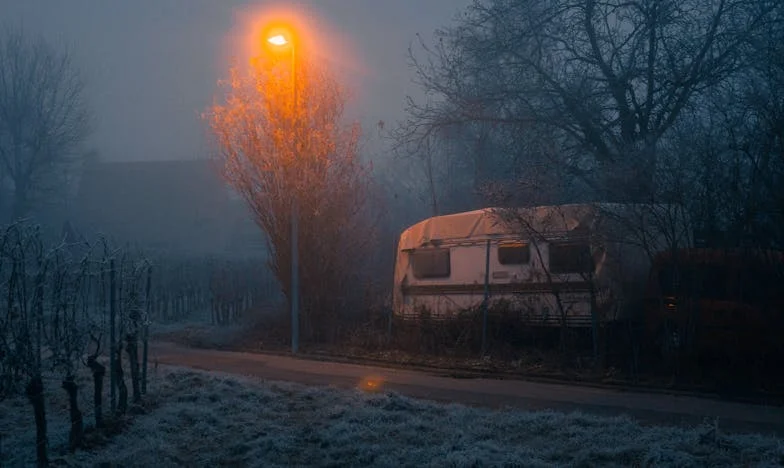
71;159;265;259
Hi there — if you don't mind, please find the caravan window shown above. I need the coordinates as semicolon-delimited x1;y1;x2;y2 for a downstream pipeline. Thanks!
549;242;593;274
411;248;451;279
498;242;530;265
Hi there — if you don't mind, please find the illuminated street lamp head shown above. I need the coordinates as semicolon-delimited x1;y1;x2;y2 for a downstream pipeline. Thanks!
267;34;289;47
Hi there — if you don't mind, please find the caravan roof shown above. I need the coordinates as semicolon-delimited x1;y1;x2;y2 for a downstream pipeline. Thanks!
398;204;608;251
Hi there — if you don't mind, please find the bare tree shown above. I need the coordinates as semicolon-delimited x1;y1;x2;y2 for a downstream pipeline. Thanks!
655;1;784;249
399;0;776;202
0;28;89;220
724;4;784;247
209;49;377;343
391;131;480;217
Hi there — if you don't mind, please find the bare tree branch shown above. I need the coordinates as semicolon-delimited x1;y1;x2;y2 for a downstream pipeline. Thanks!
398;0;775;202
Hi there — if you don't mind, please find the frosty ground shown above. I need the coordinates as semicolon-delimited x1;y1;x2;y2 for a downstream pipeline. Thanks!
3;366;783;467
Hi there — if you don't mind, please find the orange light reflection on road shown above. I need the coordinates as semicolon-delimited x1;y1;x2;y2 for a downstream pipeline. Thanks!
358;375;385;393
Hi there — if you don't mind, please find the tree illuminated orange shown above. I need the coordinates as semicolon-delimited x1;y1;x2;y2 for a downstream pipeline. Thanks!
208;28;375;343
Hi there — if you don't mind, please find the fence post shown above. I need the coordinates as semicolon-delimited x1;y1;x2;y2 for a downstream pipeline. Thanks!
109;259;117;415
142;265;152;395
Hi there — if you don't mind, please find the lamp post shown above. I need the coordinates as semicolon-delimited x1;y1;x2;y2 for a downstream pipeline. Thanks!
267;32;299;354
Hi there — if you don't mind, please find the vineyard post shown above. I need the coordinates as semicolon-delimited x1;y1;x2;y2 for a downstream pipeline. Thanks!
109;258;117;415
142;264;151;394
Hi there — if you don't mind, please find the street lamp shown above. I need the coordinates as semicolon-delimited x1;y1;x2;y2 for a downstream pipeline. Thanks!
266;34;288;47
267;30;299;354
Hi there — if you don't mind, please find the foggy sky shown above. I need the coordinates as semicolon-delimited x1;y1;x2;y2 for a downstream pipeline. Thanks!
2;0;470;162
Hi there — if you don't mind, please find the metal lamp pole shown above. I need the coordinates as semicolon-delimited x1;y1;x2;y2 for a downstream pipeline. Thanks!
290;43;299;354
267;32;300;354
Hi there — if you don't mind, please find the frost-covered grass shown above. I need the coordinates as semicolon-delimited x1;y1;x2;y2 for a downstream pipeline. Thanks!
3;367;783;467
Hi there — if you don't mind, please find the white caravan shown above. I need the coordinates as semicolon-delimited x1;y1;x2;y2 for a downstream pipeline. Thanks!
393;204;691;327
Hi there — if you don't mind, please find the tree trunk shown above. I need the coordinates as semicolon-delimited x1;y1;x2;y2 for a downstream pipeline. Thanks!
602;143;657;202
125;334;141;404
86;357;105;428
26;376;48;467
115;343;128;415
61;375;83;452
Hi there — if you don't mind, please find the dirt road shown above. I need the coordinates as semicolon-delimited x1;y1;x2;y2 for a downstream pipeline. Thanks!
150;341;784;436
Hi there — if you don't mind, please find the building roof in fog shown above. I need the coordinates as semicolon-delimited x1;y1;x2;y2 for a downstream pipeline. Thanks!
72;159;263;257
